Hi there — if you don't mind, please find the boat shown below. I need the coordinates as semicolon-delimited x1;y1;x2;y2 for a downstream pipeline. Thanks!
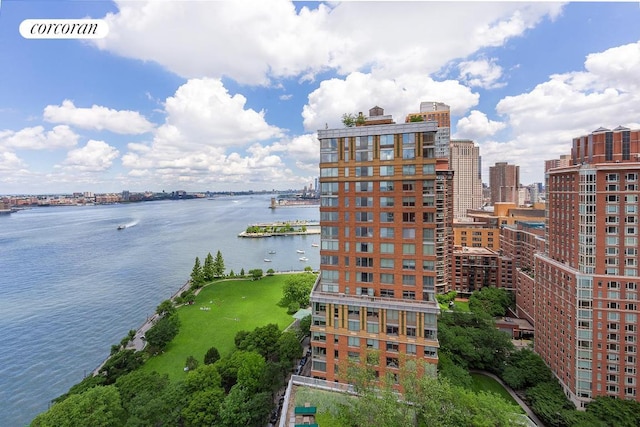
299;257;308;261
117;225;126;230
296;250;305;254
264;259;272;262
268;250;276;254
311;243;319;247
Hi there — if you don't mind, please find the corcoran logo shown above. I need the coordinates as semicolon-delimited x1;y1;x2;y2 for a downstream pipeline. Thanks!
19;19;109;39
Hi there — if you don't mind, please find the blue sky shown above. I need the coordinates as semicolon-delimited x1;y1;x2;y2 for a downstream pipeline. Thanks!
1;1;639;194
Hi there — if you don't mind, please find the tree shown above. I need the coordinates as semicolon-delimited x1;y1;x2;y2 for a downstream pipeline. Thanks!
586;396;640;427
239;268;245;277
203;252;215;281
185;355;199;371
277;330;302;364
437;310;514;373
266;268;275;276
525;381;575;427
31;385;126;427
145;314;180;353
342;113;356;127
502;348;553;390
218;384;271;427
114;370;180;426
181;388;225;427
213;250;225;277
279;273;317;309
468;286;513;317
184;363;223;393
236;351;267;393
156;299;175;317
99;349;144;384
204;346;221;365
338;360;521;427
236;324;281;361
248;269;263;280
297;314;312;340
190;256;204;288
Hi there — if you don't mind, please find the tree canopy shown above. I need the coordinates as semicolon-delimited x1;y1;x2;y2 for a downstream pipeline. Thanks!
279;273;317;309
468;286;513;317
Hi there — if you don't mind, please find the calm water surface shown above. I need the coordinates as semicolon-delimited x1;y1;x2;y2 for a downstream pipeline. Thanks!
0;195;319;426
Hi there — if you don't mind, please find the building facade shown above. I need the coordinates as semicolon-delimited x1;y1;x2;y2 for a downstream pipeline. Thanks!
405;101;451;159
535;126;640;407
449;139;483;220
452;247;513;294
490;162;520;205
310;106;450;384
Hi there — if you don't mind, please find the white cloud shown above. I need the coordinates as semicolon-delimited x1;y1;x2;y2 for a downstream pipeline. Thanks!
44;100;154;135
458;58;505;89
118;78;308;188
481;41;640;184
59;140;120;172
302;72;480;131
0;151;26;172
455;110;506;140
94;1;562;85
0;125;78;150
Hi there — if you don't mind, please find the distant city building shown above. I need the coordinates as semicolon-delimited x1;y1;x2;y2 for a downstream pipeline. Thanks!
449;140;483;220
490;162;520;205
544;154;572;172
452;246;513;294
534;126;640;407
311;104;452;384
405;101;451;158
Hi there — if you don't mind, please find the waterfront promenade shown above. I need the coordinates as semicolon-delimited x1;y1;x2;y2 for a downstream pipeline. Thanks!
92;279;193;375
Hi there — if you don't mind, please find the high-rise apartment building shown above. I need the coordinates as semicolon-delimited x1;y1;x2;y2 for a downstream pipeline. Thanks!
449;139;483;220
405;101;451;159
310;105;452;383
490;162;520;205
535;126;640;407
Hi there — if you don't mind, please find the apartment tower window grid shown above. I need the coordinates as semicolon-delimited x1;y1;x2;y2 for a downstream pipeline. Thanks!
536;126;640;408
310;106;448;384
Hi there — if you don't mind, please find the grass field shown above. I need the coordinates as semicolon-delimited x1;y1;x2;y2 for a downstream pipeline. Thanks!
438;300;471;312
469;373;524;413
141;275;297;381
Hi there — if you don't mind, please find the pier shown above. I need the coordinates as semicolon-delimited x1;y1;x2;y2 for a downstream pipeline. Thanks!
238;220;320;238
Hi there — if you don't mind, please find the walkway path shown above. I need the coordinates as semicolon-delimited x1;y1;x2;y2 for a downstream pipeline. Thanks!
470;370;545;427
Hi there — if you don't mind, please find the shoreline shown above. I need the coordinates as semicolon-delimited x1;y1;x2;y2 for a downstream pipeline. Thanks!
92;279;193;376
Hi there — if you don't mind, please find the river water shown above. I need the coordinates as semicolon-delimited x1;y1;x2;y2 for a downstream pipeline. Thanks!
0;195;319;426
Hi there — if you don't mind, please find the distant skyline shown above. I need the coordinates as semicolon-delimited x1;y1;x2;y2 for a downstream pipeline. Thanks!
1;1;639;194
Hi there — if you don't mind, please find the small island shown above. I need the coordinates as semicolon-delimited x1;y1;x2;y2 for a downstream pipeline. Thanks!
238;220;320;238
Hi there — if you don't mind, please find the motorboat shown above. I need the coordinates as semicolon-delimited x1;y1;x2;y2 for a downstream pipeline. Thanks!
296;250;305;254
299;257;308;261
311;243;319;247
117;225;126;230
264;259;272;262
268;250;276;254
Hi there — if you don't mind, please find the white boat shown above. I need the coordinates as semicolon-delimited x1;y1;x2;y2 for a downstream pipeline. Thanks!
311;243;319;247
268;250;276;254
296;250;305;254
299;257;308;261
264;259;272;262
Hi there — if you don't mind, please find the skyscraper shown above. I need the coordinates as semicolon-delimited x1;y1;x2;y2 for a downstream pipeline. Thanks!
536;126;640;407
449;139;483;220
310;105;451;383
490;162;520;205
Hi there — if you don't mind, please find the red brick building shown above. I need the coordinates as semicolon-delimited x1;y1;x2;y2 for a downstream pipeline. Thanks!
310;105;451;383
536;126;640;407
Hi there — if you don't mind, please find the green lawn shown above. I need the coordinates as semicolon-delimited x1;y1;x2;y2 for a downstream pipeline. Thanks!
438;300;471;312
141;275;296;381
469;373;524;413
